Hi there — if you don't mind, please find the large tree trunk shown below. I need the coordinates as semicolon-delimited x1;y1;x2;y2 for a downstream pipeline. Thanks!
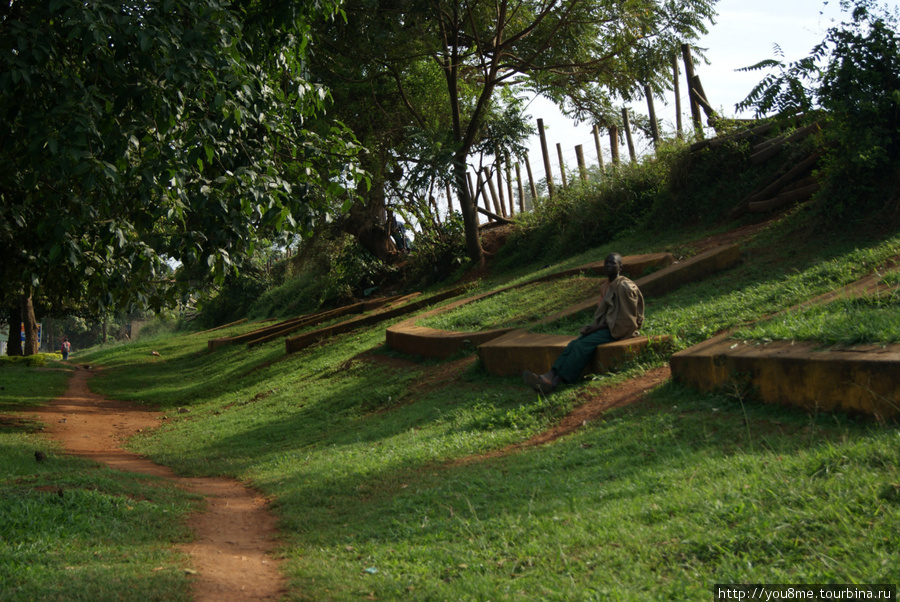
20;292;39;356
7;302;23;356
340;201;398;263
339;163;400;263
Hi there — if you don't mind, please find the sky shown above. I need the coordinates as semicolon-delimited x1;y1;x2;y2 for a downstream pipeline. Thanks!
524;0;860;173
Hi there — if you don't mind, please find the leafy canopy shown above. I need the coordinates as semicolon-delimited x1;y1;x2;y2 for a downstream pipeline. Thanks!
0;0;361;312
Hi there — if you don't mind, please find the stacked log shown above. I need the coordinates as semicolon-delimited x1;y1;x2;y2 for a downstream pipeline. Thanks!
731;151;822;218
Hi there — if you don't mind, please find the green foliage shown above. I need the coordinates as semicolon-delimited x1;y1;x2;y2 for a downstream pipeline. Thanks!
234;233;398;322
133;313;185;342
0;353;59;368
0;0;361;314
405;212;469;287
323;236;399;304
195;266;273;329
498;140;755;266
737;0;900;216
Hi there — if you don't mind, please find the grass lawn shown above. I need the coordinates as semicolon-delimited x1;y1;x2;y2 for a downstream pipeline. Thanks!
71;216;900;600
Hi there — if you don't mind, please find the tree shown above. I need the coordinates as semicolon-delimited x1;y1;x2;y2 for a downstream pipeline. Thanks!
0;0;361;352
312;0;717;266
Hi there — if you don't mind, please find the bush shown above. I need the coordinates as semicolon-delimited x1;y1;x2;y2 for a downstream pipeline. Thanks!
405;212;468;287
0;353;58;367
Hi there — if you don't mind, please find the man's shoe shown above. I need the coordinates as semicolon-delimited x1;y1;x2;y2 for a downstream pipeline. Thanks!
522;370;556;394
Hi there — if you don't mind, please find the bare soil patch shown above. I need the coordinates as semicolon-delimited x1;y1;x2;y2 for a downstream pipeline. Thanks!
35;367;285;601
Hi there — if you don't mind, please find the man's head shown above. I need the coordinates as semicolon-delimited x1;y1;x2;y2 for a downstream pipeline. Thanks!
604;253;623;280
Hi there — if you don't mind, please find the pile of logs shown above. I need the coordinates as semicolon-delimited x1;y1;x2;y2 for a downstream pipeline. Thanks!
731;121;822;217
690;117;823;218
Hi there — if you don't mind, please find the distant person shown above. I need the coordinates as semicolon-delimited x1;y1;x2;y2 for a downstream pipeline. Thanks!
523;253;644;394
61;338;71;361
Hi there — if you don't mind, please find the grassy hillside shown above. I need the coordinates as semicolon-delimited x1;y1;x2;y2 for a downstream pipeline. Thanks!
6;124;900;599
67;205;900;600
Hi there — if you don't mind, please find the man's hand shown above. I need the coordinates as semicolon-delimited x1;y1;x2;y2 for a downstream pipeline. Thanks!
579;324;597;336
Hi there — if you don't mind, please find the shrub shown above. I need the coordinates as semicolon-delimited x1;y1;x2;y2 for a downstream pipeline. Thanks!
405;212;468;287
0;353;56;367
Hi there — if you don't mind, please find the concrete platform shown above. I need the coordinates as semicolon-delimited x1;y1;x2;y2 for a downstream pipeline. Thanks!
479;330;673;378
670;335;900;420
385;252;675;359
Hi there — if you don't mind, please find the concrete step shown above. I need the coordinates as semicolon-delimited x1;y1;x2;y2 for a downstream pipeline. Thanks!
670;335;900;420
479;330;673;378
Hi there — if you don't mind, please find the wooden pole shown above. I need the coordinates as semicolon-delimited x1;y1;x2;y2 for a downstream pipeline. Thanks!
474;170;492;222
681;43;704;138
524;153;538;201
482;167;502;216
505;161;515;216
593;124;605;171
575;145;587;182
495;159;507;217
609;125;620;166
673;55;683;139
622;107;637;162
537;118;555;197
556;143;568;188
644;84;660;148
515;162;525;212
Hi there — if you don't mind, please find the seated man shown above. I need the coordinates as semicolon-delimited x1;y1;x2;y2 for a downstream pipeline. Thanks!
523;252;644;394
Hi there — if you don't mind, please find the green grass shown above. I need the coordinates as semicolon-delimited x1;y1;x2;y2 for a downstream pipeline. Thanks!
67;214;900;600
732;277;900;346
0;364;199;601
419;276;602;331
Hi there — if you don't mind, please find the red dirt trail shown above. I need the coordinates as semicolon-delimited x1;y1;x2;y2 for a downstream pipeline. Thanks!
36;367;285;601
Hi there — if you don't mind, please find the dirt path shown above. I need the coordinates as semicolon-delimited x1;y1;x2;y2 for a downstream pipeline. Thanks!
36;367;285;601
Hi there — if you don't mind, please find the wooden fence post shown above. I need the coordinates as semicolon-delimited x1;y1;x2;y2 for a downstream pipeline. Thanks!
524;153;538;201
644;84;660;148
473;170;493;223
537;118;555;198
622;107;637;162
681;43;704;138
609;125;620;166
593;124;605;171
505;161;515;216
673;55;683;139
556;143;568;188
575;145;587;182
482;167;502;216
